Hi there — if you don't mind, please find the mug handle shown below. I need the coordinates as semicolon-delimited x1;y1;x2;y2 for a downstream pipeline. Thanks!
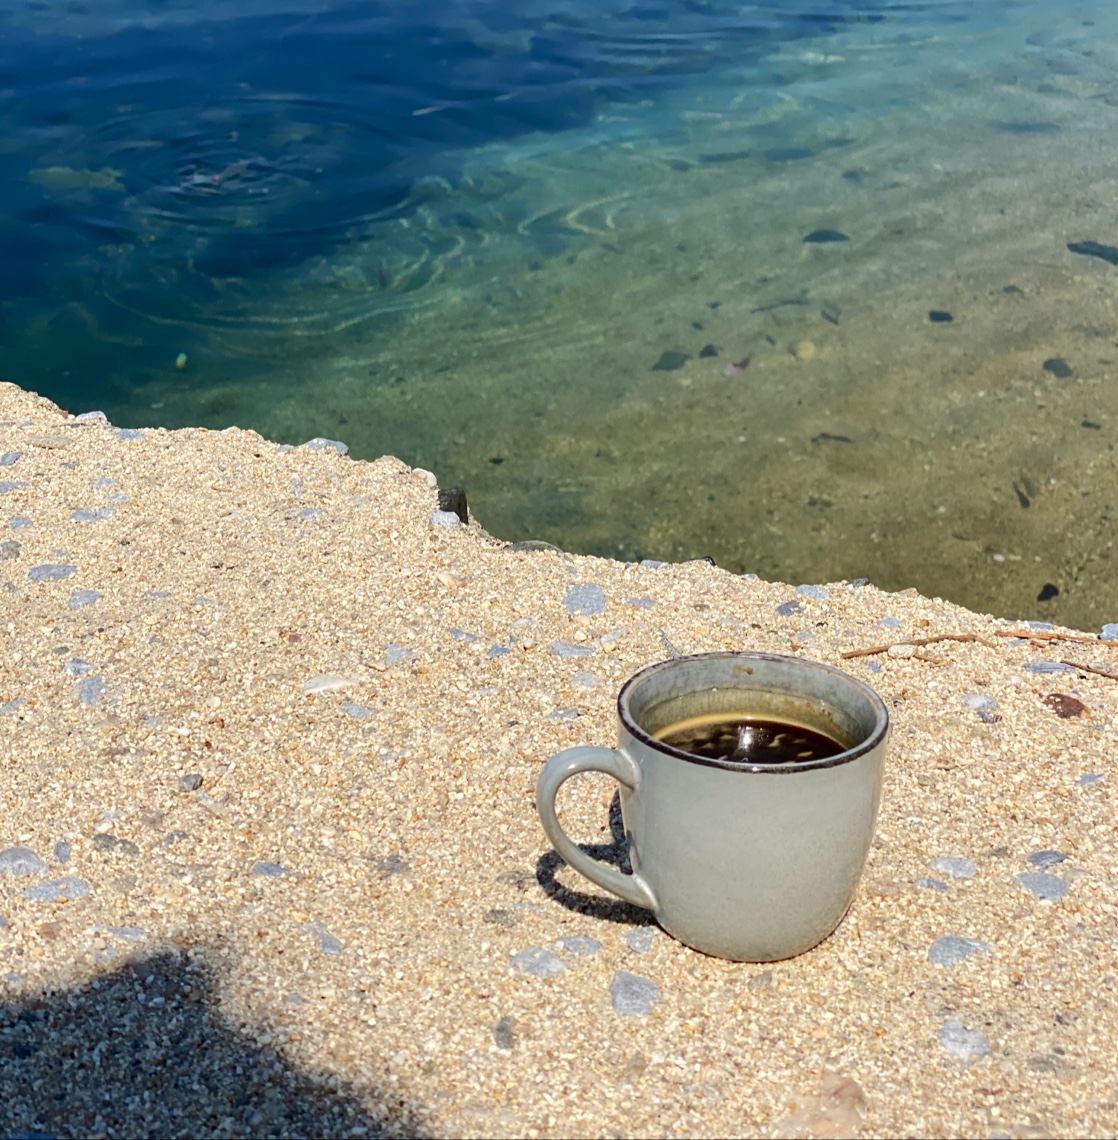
536;746;657;912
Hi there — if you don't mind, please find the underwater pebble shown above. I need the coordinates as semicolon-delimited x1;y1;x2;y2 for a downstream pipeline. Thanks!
610;971;660;1016
68;589;101;609
804;229;848;244
929;856;977;880
302;437;348;454
0;847;49;876
794;584;829;601
928;935;990;966
938;1019;989;1065
1027;850;1067;869
928;310;954;323
625;927;656;954
550;642;593;658
917;877;949;892
1016;872;1068;901
116;428;145;441
564;582;606;616
251;861;287;878
553;935;602;956
430;510;461;527
23;876;89;903
512;947;566;978
29;563;77;583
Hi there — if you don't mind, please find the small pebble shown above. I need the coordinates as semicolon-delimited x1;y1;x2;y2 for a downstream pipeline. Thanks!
928;935;990;966
553;935;602;956
626;595;654;609
550;642;593;658
1025;661;1076;674
938;1019;990;1065
303;674;358;694
794;584;829;601
0;482;28;494
1100;623;1118;641
747;969;774;992
116;428;145;441
70;506;115;523
10;516;31;530
0;539;19;560
1042;357;1073;379
447;627;477;643
791;339;817;362
1016;872;1068;901
75;411;109;424
175;352;188;369
68;589;101;610
296;507;323;520
251;861;287;878
962;694;996;712
73;676;106;705
23;876;89;903
610;970;660;1016
105;925;148;942
639;559;665;569
0;698;25;715
776;601;802;617
493;1015;517;1050
179;773;204;792
0;451;21;466
929;856;977;880
53;841;71;864
564;583;606;616
0;847;49;876
1079;773;1103;787
64;658;96;677
430;510;460;527
301;437;348;454
28;563;77;583
1028;850;1067;869
92;834;138;857
928;310;954;323
877;617;901;629
803;229;849;244
548;707;580;722
571;672;598;688
487;646;510;659
1026;620;1054;631
511;947;566;978
385;644;416;666
625;927;656;954
341;703;376;721
307;920;343;955
887;643;917;658
917;877;949;892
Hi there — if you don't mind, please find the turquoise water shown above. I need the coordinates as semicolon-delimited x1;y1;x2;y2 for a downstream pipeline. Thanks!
4;0;1118;626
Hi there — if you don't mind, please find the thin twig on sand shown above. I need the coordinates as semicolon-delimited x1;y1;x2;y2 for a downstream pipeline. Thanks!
840;633;997;660
1061;659;1118;681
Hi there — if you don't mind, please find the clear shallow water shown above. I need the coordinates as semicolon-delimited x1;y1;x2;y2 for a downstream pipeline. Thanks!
5;0;1118;628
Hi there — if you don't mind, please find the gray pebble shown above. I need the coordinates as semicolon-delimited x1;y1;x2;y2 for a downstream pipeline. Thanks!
550;641;593;658
341;703;376;721
962;694;997;712
0;451;21;466
296;507;323;520
0;697;25;715
1025;661;1076;674
610;970;660;1016
775;601;802;616
0;847;48;876
1101;623;1118;641
28;563;77;583
74;676;106;705
377;854;409;875
571;672;598;688
430;510;461;527
68;589;101;610
1079;773;1103;787
929;856;977;880
92;833;138;857
487;646;510;659
548;707;580;723
867;661;883;674
627;595;654;609
307;920;343;955
493;1015;517;1050
564;583;606;616
928;935;991;966
386;644;416;666
447;627;477;643
917;877;949;892
1016;872;1068;901
0;539;19;560
511;947;566;978
0;482;28;494
553;935;602;956
877;617;902;629
70;507;115;523
91;477;120;488
179;773;203;792
75;411;109;424
791;631;815;643
1028;850;1067;869
105;491;128;504
251;861;287;878
625;926;656;954
938;1019;990;1066
795;584;829;601
104;925;148;942
64;658;97;677
301;437;348;454
23;876;89;903
1026;621;1054;631
116;428;145;441
53;841;71;865
10;516;32;530
639;559;665;569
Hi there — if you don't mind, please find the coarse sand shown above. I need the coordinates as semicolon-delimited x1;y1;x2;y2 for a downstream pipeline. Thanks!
1;380;1117;1138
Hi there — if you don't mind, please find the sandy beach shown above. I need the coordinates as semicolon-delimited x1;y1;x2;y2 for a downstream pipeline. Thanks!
1;379;1117;1138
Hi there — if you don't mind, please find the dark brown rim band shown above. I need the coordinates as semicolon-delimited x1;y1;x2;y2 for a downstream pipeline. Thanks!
616;651;890;773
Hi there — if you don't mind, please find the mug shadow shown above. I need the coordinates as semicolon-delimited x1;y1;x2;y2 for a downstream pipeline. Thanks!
535;791;654;926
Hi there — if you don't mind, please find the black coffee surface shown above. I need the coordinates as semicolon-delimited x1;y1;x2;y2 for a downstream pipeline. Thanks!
655;713;845;764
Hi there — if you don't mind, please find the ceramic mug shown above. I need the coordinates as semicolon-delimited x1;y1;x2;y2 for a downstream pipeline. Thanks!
536;652;889;961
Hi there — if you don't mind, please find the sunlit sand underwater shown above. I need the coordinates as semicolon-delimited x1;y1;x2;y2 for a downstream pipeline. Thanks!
5;0;1118;627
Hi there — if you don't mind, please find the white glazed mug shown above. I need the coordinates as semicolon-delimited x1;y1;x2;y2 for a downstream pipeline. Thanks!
536;652;889;962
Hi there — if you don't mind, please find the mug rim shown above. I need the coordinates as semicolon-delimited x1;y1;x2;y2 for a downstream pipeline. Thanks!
617;650;889;773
